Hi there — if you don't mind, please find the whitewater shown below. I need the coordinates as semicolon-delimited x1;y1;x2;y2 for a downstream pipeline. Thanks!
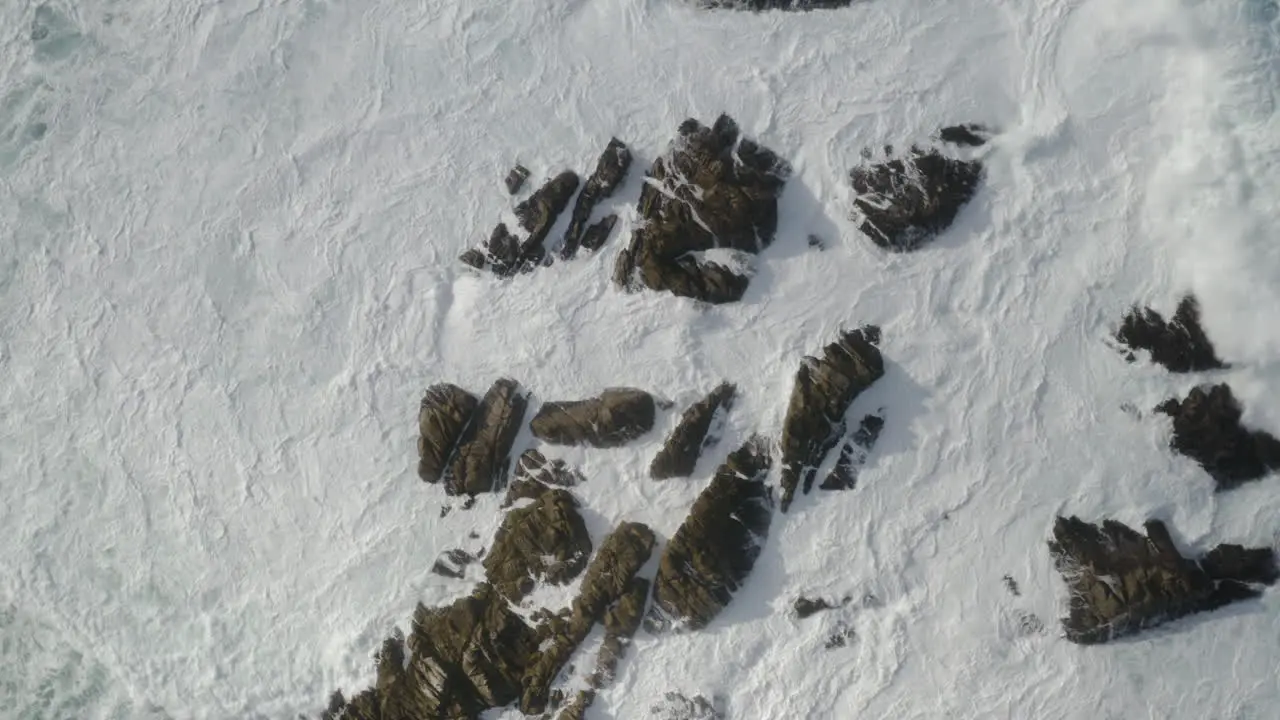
2;0;1278;718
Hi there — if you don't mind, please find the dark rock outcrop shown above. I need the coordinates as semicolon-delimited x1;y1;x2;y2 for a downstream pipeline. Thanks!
650;382;737;480
1048;516;1277;644
850;141;984;251
938;123;992;147
445;378;529;497
1155;384;1280;489
792;595;848;619
779;327;885;511
431;549;478;580
530;388;658;448
819;412;884;490
614;114;791;304
561;138;633;259
579;214;619;253
461;171;580;276
1116;295;1226;373
483;487;593;603
648;437;774;633
505;164;531;195
417;384;480;484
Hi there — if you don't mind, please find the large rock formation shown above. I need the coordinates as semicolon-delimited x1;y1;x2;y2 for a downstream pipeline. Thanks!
614;114;791;304
819;412;884;491
1155;384;1280;490
650;382;737;480
460;171;581;276
648;437;774;633
417;384;480;484
1115;295;1226;373
561;138;633;259
779;326;885;511
850;135;985;252
445;378;529;497
483;485;593;603
530;388;658;448
1048;516;1277;644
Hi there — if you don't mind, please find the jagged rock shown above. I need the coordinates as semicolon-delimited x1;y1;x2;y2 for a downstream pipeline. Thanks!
938;123;992;147
483;487;592;603
1115;295;1226;373
819;412;884;491
515;448;584;487
530;388;657;448
614;114;791;304
418;384;480;485
850;141;984;251
459;222;524;276
650;382;737;480
579;214;619;253
648;437;773;633
561;138;633;259
461;172;580;276
650;692;726;720
446;378;529;497
431;549;478;580
1155;384;1280;490
696;0;852;9
505;164;531;194
1048;516;1277;644
779;327;885;511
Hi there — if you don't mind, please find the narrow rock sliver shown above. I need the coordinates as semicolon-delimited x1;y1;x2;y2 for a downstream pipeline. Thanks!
650;381;737;480
561;138;633;260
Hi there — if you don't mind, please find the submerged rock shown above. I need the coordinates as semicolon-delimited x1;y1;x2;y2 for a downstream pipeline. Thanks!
650;382;738;480
417;384;480;485
1115;295;1226;373
648;437;774;633
561;138;633;259
819;412;884;491
445;378;529;497
779;327;885;511
614;114;791;304
483;487;593;603
1048;516;1277;644
530;388;658;448
850;140;984;251
1155;384;1280;490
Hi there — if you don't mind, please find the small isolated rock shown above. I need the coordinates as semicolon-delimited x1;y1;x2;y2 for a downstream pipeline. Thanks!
938;123;993;147
1156;383;1280;489
780;326;885;511
819;412;884;491
1115;295;1226;373
824;622;856;649
580;214;620;253
1048;515;1277;644
850;140;984;251
650;382;738;480
505;164;531;194
614;114;791;304
807;234;825;250
483;487;592;603
430;549;477;580
417;383;480;484
530;388;658;448
793;595;844;619
561;138;633;259
445;378;529;496
648;436;774;633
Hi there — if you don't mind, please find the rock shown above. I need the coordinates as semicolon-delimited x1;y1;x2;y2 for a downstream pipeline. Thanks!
431;549;478;580
649;692;726;720
418;384;480;485
483;487;593;603
779;327;885;511
515;448;584;487
520;522;656;714
579;214;619;253
824;623;855;649
648;437;774;633
461;172;580;276
650;382;738;480
614;114;791;304
850;142;984;251
807;234;825;250
561;138;633;259
819;412;884;491
1155;384;1280;490
445;378;529;497
459;222;524;276
530;388;658;448
505;164;531;194
1115;295;1226;373
938;123;992;147
793;595;844;619
1048;515;1277;644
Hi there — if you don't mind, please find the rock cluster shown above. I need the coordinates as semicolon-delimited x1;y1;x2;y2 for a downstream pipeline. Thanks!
561;138;633;260
1115;295;1226;373
417;380;529;497
1048;515;1277;644
819;412;884;491
614;114;792;304
1156;384;1280;490
650;382;737;480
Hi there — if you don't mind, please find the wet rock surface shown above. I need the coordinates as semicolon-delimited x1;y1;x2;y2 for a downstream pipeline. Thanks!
483;487;593;603
650;382;737;480
417;384;480;485
614;114;791;304
561;138;633;259
819;412;884;491
1048;516;1277;644
779;326;885;511
648;437;774;633
1115;295;1226;373
850;136;985;251
446;378;529;497
530;388;658;448
1155;384;1280;490
461;171;580;276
